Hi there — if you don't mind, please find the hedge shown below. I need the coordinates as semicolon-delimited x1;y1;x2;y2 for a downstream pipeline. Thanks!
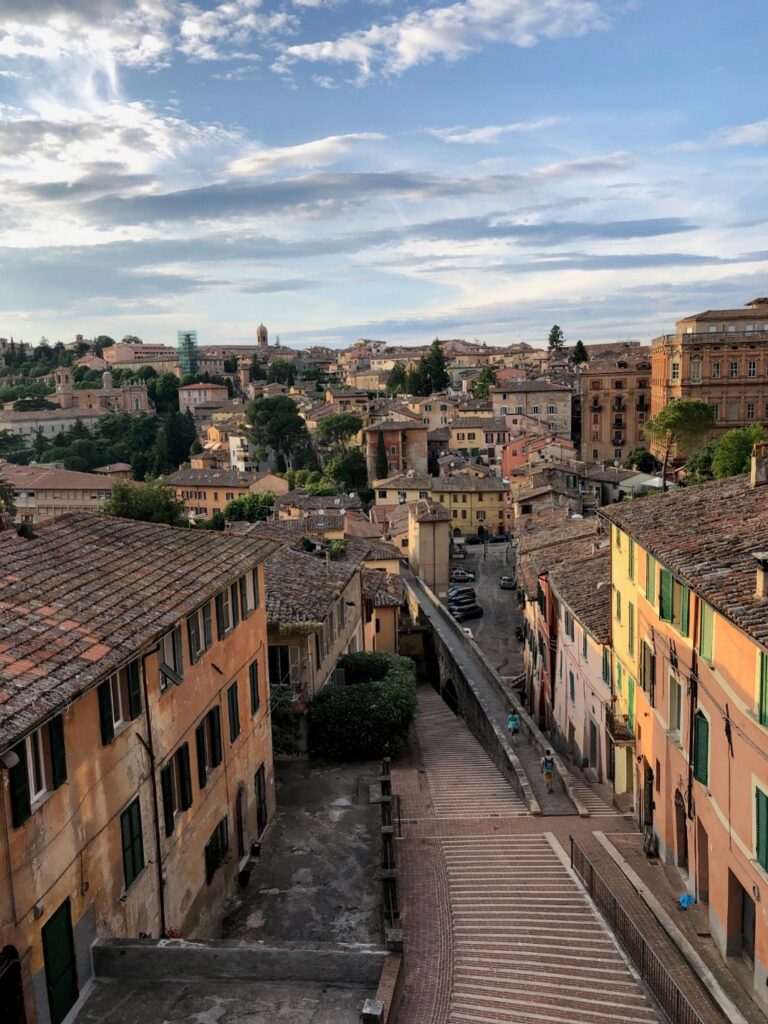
308;652;417;760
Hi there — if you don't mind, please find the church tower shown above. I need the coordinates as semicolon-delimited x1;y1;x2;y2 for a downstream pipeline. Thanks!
257;323;268;355
54;367;74;409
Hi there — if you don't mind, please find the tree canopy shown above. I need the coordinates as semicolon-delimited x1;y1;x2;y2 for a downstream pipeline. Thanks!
267;359;296;386
245;395;310;469
571;339;589;365
548;325;565;353
472;364;497;399
684;425;766;484
386;361;407;395
224;492;275;523
643;399;714;490
623;447;658;473
316;413;362;450
375;429;388;479
324;448;368;491
104;481;186;526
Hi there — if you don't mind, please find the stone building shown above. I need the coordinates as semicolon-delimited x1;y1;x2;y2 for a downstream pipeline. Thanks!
0;515;277;1024
490;380;572;438
577;347;652;464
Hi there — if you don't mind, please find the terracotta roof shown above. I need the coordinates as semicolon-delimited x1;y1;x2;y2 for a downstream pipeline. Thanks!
0;408;110;422
0;464;119;490
431;476;506;493
600;475;768;649
363;419;427;432
274;492;363;512
547;551;611;644
93;463;132;474
239;515;346;540
343;511;383;539
164;467;272;488
0;514;278;750
427;427;451;442
677;303;768;323
491;381;571;394
515;516;604;556
264;546;358;626
451;416;509;431
362;568;405;607
179;383;228;392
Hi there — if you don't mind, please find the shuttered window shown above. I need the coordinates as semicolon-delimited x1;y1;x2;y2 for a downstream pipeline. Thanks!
195;707;223;789
699;603;714;663
161;743;193;836
628;538;634;580
602;648;610;683
249;660;260;715
646;553;656;604
49;715;67;790
757;789;768;872
187;603;212;663
98;681;115;745
204;816;229;885
127;661;142;719
679;586;690;637
659;569;673;621
693;712;709;786
628;603;635;657
9;742;31;827
120;799;145;889
227;683;240;742
759;653;768;727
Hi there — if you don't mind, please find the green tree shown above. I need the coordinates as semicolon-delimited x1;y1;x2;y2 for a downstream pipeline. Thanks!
104;481;186;526
386;361;407;395
224;492;275;522
317;413;363;451
0;470;15;527
683;442;715;486
245;395;310;470
405;363;428;396
571;339;589;365
548;325;565;353
0;430;24;458
267;359;296;386
643;399;715;491
146;373;180;415
623;447;658;473
472;364;497;399
13;397;58;412
325;448;368;490
375;429;388;480
711;425;766;479
424;339;450;392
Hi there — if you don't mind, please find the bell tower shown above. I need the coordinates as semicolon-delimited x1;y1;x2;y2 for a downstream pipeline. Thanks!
54;367;74;409
257;323;268;355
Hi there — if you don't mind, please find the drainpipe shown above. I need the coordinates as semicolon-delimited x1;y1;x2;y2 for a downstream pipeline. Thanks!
139;646;167;938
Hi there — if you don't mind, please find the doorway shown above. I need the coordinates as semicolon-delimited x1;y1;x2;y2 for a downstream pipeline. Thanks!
588;720;598;776
642;761;654;829
696;818;709;904
0;946;26;1024
255;764;268;837
742;886;756;964
42;899;78;1024
235;786;246;859
674;790;688;872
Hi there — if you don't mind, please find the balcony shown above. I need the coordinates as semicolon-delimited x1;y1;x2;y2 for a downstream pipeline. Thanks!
606;702;634;745
613;400;626;412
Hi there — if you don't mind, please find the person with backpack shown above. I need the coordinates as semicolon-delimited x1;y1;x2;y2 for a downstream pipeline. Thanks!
507;711;520;743
540;749;555;792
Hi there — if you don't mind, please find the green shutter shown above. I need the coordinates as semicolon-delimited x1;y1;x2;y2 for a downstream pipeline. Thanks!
249;661;260;714
179;743;193;811
649;650;656;707
49;715;67;790
659;569;673;621
602;648;609;682
693;713;709;786
210;708;223;766
9;742;31;827
239;576;248;618
160;765;175;837
757;789;768;871
628;603;635;656
628;538;634;580
646;553;656;604
628;678;635;732
121;799;144;888
127;661;142;719
231;583;240;628
187;614;200;664
97;682;115;746
215;593;226;640
195;723;208;789
227;684;240;743
759;654;768;727
680;586;690;637
699;603;714;663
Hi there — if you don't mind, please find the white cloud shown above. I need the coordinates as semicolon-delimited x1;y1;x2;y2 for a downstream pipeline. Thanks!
228;132;386;175
178;0;299;61
273;0;613;82
533;150;636;177
428;117;561;144
714;119;768;147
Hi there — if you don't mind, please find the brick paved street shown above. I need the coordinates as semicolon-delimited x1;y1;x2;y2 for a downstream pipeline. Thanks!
393;688;662;1024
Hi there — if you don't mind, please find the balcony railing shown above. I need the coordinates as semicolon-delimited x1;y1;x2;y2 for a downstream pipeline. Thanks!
606;701;634;744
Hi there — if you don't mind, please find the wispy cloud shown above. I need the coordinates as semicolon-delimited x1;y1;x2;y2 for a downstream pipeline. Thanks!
714;119;768;147
273;0;615;83
178;0;299;61
427;117;561;144
228;132;386;176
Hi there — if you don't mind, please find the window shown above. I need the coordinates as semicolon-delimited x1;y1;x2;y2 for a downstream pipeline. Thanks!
669;673;682;736
727;401;739;421
693;712;709;786
699;602;714;663
476;510;485;521
120;798;145;889
531;405;540;415
187;602;213;663
239;570;260;617
749;360;757;378
602;649;610;683
548;405;556;415
659;569;689;635
729;361;739;378
690;359;702;383
249;660;261;714
593;449;599;460
592;432;599;442
615;589;622;623
563;610;574;640
582;630;588;661
640;641;656;704
747;403;756;421
569;671;575;702
615;527;622;549
195;707;223;789
709;404;720;421
205;816;229;884
711;361;720;379
759;653;768;727
756;788;768;872
160;627;183;689
645;553;656;604
378;489;386;498
8;716;67;826
227;682;241;742
628;602;635;656
98;662;142;743
160;744;193;836
216;583;240;639
268;645;300;687
671;362;680;380
628;538;634;580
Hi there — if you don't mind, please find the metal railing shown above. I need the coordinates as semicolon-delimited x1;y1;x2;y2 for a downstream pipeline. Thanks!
380;758;401;930
570;838;706;1024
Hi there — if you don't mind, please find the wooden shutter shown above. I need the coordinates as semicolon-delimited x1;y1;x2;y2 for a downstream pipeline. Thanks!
693;713;709;785
228;684;240;742
659;569;673;621
127;661;142;719
172;627;183;679
649;649;656;708
699;603;713;663
48;715;67;790
187;614;200;664
680;587;690;637
9;742;31;828
209;708;223;767
160;764;175;837
252;569;260;609
215;592;226;640
231;583;240;628
195;723;208;789
249;661;260;714
757;789;768;871
179;743;193;811
760;654;768;727
239;576;248;618
646;553;655;604
202;602;212;649
97;681;115;746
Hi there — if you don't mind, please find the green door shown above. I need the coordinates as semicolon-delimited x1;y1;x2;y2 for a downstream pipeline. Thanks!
628;677;636;732
42;898;78;1024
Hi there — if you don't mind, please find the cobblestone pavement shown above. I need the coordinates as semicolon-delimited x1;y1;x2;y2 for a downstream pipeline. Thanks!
393;688;661;1024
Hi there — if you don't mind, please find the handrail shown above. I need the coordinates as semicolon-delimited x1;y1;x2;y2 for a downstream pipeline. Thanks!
570;837;711;1024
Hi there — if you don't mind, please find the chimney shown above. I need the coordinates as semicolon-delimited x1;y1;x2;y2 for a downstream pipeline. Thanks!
754;552;768;598
751;442;768;488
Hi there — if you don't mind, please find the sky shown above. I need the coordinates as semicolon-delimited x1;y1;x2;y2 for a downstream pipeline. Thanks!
0;1;766;350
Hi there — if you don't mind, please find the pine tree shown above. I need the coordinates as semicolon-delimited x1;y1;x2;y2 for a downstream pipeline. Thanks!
571;339;589;365
375;430;388;480
547;325;565;353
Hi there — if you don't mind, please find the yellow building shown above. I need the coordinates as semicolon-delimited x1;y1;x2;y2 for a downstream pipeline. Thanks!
0;464;118;524
374;472;507;538
0;514;277;1024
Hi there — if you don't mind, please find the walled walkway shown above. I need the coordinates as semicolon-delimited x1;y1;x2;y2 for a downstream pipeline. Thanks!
393;688;662;1024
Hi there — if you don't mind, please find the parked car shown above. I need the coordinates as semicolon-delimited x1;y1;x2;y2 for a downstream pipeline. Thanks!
449;587;477;601
489;534;508;544
448;585;476;598
451;568;476;582
449;598;478;613
499;576;515;590
452;604;484;621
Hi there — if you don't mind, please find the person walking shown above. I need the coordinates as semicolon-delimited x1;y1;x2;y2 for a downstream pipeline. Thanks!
507;711;520;744
540;749;555;793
